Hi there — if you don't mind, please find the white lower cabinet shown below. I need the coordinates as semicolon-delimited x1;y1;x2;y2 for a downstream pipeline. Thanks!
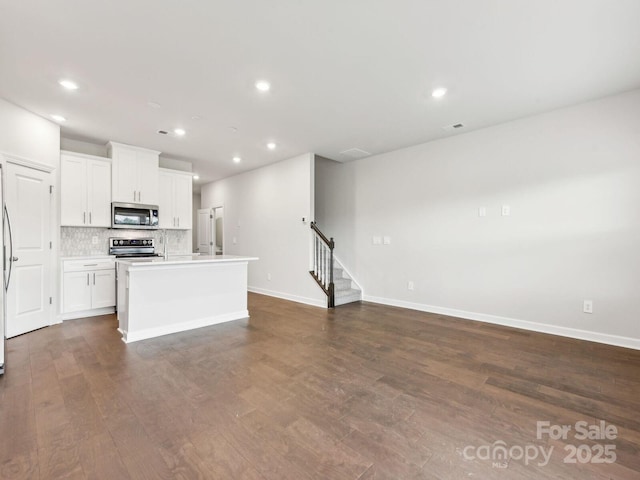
62;258;116;319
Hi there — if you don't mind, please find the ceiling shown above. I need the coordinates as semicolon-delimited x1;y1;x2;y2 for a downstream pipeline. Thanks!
1;1;640;186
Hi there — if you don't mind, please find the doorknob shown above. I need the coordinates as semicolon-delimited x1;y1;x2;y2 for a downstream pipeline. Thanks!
11;256;18;262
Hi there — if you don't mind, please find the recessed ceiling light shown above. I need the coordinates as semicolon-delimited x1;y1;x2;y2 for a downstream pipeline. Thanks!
432;87;447;98
147;101;161;109
267;142;276;150
59;79;78;90
174;128;186;136
255;80;271;92
193;175;199;180
50;114;66;122
233;156;241;163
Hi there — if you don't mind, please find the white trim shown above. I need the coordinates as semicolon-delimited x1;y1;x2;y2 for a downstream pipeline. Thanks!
333;254;363;295
60;307;115;321
362;295;640;351
121;309;248;343
1;152;55;173
106;141;161;156
60;149;111;163
248;286;325;308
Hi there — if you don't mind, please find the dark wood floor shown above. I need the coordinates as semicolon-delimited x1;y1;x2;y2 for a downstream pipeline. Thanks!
1;293;639;479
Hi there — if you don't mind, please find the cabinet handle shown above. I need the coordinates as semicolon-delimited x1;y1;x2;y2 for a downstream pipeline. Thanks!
93;273;96;285
87;273;90;286
83;212;86;224
133;190;136;202
84;264;98;267
177;217;179;227
89;212;92;224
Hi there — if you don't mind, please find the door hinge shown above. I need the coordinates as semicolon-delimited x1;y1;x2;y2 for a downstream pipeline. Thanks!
49;185;53;194
210;214;213;219
49;297;53;305
49;241;52;249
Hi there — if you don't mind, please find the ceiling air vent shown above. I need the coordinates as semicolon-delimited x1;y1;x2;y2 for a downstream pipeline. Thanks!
442;122;465;133
157;130;169;135
339;148;371;160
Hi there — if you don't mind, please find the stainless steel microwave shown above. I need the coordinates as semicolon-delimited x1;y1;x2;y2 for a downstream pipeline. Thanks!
111;202;159;230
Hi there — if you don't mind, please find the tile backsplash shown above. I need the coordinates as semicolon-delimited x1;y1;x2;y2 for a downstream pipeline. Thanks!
61;227;192;257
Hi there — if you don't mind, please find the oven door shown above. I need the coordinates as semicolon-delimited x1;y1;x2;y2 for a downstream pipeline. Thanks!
112;203;159;229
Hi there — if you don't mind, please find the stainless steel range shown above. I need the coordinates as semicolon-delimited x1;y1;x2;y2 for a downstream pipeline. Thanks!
109;237;160;258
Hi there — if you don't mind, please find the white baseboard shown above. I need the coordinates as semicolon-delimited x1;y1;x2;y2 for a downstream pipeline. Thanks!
248;286;325;308
60;307;116;321
363;295;640;351
121;310;249;343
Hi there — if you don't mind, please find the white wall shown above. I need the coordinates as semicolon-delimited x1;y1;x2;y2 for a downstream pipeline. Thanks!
316;89;640;349
0;98;60;166
201;153;325;306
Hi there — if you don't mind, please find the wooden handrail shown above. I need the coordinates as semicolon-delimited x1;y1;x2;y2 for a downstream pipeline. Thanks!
309;221;335;308
310;222;334;249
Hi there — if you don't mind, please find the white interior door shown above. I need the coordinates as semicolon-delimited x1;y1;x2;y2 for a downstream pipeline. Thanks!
5;163;52;338
197;208;212;254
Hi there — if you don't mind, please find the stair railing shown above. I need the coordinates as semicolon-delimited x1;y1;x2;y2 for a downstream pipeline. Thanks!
310;222;335;308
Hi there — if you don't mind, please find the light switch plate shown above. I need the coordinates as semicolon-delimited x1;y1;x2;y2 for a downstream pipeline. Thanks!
478;207;486;217
383;236;391;245
502;205;511;216
372;236;382;245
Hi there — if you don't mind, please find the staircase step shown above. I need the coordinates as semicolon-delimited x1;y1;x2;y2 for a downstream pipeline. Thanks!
334;277;352;290
335;288;361;306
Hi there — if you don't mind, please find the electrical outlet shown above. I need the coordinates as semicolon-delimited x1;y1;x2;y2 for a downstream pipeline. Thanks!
502;205;511;216
383;236;391;245
232;236;237;245
583;300;593;314
267;273;271;281
91;236;98;245
408;281;414;291
372;236;382;245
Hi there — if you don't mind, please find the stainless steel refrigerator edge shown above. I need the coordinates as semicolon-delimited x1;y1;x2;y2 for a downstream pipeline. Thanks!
0;165;6;375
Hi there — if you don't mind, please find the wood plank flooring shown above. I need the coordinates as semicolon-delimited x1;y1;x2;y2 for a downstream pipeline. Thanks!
1;293;639;479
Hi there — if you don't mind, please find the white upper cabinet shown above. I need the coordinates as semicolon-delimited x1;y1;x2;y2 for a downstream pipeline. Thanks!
158;168;193;229
108;142;160;205
60;151;111;227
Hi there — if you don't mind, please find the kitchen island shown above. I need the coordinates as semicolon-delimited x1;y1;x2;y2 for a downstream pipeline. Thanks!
116;255;257;343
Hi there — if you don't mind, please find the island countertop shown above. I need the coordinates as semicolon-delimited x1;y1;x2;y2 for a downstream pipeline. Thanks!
116;254;258;343
116;254;258;267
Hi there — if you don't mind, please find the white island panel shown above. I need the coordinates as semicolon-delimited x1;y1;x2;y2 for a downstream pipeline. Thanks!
118;255;257;343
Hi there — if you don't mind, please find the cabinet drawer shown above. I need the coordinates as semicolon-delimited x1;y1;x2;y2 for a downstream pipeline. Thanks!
63;258;115;273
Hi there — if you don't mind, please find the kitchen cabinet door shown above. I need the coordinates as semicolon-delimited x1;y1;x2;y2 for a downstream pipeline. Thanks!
87;159;111;227
61;154;88;226
111;147;138;203
92;269;116;309
158;169;193;229
158;170;174;228
63;272;92;313
173;172;192;229
136;150;159;205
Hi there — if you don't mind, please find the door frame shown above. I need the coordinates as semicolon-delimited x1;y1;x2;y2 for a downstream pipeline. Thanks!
211;205;224;255
1;152;59;329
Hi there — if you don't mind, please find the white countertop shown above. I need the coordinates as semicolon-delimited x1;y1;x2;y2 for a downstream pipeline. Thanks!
116;254;258;267
61;255;114;260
